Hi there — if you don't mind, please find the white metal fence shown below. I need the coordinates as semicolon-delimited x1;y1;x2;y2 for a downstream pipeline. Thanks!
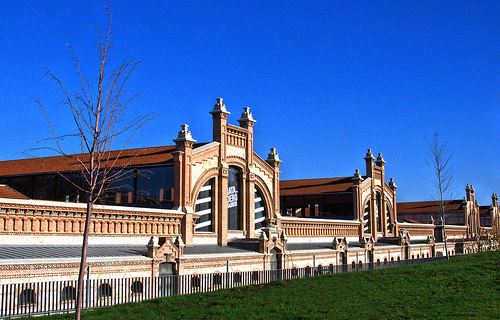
0;256;446;318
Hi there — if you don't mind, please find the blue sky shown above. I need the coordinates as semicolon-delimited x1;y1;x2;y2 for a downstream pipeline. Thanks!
0;1;498;204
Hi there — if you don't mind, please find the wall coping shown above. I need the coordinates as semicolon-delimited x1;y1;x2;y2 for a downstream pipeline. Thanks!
0;197;183;215
280;216;360;224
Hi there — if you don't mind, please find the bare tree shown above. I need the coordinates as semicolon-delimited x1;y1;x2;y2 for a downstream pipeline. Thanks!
34;13;148;320
427;133;453;260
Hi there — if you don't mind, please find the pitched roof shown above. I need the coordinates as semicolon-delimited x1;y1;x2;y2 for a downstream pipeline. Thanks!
0;184;30;199
479;205;492;216
280;177;354;196
0;145;180;177
397;200;464;214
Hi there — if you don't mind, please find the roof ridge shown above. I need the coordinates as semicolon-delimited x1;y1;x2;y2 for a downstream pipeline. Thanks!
0;144;177;163
398;199;462;204
281;176;350;182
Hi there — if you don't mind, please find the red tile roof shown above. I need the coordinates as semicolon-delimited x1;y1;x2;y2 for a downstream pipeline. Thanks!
0;184;29;199
0;145;178;177
397;200;464;214
280;177;354;196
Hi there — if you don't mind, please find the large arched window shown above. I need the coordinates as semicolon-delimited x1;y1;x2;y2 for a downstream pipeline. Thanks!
228;166;242;230
254;186;267;233
195;179;214;232
376;192;382;232
364;201;371;234
386;204;392;233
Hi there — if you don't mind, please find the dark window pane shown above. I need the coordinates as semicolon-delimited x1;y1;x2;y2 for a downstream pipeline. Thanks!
136;166;174;208
5;176;34;198
102;169;135;205
33;175;56;200
131;281;143;294
55;173;82;202
228;166;242;230
61;286;76;301
19;288;36;305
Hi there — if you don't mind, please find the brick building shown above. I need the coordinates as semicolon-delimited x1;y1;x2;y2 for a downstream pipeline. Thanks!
0;98;498;284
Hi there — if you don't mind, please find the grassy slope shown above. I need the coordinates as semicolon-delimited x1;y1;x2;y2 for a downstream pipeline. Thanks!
37;252;500;320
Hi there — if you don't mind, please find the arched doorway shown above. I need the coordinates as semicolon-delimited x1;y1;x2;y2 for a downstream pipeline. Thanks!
338;252;347;272
367;250;374;269
403;245;409;260
270;248;282;270
270;248;282;281
159;263;177;296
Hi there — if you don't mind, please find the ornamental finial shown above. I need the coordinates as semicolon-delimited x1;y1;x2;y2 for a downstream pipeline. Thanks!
376;152;385;165
365;148;374;160
238;106;256;123
267;147;281;163
211;97;229;114
352;169;364;182
174;124;196;143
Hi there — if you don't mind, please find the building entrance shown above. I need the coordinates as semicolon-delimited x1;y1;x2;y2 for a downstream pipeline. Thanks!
270;248;282;281
159;263;177;296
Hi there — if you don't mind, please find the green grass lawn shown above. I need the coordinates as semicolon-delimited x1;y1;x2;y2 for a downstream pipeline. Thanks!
36;252;499;320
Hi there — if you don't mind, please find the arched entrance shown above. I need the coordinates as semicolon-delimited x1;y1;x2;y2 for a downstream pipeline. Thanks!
338;252;347;272
403;245;410;260
270;248;282;281
159;263;177;296
270;248;282;270
367;249;374;269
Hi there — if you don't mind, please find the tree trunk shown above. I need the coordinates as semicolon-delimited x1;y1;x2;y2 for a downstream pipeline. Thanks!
441;204;450;261
75;199;93;320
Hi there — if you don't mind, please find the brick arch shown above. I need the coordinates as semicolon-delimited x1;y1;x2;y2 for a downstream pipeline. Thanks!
385;199;395;223
361;192;373;215
360;186;381;209
226;156;247;170
253;175;274;219
190;167;219;207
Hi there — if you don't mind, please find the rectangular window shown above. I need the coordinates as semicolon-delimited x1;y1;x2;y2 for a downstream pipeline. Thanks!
136;165;174;208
